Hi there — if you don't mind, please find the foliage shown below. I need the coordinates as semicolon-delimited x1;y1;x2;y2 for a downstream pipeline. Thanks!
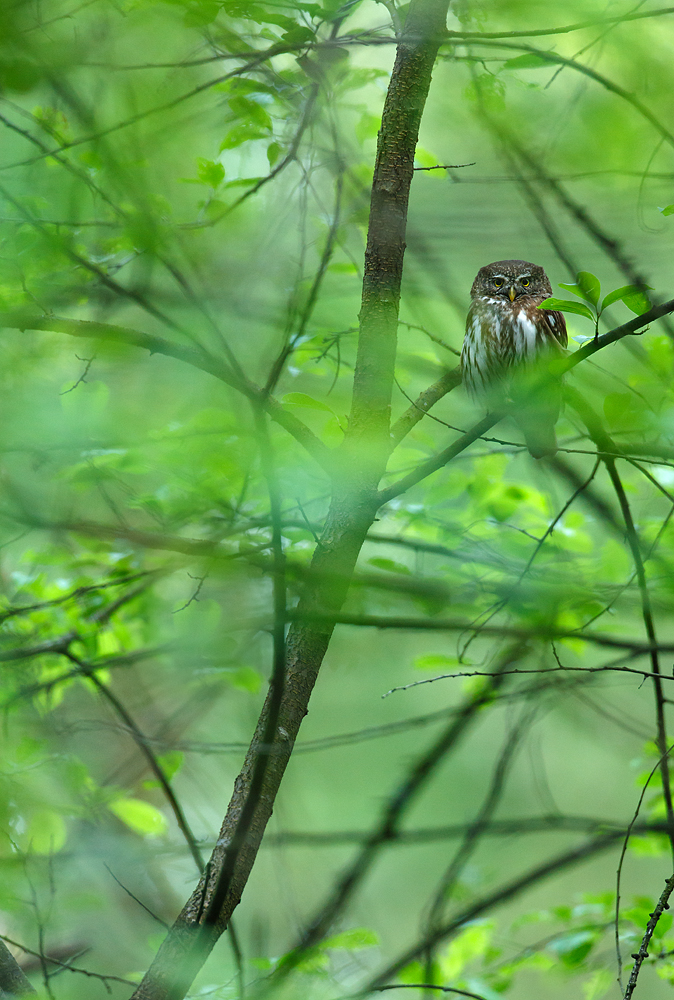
1;1;674;999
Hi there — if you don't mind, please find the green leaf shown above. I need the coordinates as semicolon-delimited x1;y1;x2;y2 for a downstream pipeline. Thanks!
109;798;169;837
559;271;601;305
355;112;380;145
367;556;411;574
282;392;334;412
219;123;271;150
192;158;224;188
22;810;67;854
414;654;460;671
503;52;561;69
158;751;184;780
414;146;440;169
228;96;272;130
267;141;282;166
323;927;379;950
548;930;596;967
538;298;595;322
441;921;494;979
582;969;612;1000
659;204;674;216
601;283;653;312
229;666;262;692
280;25;315;43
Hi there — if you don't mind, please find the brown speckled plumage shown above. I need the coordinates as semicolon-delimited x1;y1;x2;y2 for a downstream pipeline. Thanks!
461;260;568;458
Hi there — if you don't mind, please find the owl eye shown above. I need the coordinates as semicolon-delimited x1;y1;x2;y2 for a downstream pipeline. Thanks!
493;279;504;287
521;278;530;287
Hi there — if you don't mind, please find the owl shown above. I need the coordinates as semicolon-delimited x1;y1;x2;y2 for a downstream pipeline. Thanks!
461;260;568;458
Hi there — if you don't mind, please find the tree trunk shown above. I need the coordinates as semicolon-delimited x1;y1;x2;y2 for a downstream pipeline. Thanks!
129;1;449;996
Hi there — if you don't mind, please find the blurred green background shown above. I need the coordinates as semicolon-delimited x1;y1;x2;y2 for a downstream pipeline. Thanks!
2;0;674;998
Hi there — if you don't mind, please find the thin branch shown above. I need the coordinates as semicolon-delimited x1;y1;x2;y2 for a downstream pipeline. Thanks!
624;873;674;999
64;652;206;874
285;612;674;655
0;314;333;474
390;367;462;445
364;831;627;990
269;649;518;981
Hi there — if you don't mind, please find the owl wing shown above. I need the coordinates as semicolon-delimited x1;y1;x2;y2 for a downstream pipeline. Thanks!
537;307;568;350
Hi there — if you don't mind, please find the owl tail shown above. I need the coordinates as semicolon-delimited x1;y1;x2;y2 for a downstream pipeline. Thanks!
516;413;558;459
511;368;563;459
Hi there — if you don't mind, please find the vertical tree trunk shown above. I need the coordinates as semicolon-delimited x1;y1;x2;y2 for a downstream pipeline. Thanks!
129;2;449;997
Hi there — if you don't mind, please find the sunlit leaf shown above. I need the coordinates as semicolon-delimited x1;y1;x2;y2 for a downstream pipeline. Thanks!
601;284;653;312
282;392;334;412
323;927;379;950
538;297;595;321
559;272;600;305
503;52;561;69
109;799;169;837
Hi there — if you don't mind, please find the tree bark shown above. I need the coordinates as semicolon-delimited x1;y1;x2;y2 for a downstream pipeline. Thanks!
129;1;449;997
0;940;36;998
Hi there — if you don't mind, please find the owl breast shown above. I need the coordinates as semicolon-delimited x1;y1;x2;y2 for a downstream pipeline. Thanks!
461;296;565;398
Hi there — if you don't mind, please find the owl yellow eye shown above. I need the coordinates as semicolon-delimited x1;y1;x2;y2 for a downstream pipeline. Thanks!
494;279;504;287
522;279;530;286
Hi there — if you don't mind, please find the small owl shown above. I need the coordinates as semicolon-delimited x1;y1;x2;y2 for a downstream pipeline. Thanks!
461;259;568;458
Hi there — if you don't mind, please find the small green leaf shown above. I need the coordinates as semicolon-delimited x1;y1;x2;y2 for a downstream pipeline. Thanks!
22;810;67;854
659;204;674;216
576;270;601;305
229;666;262;693
196;158;225;189
267;141;282;166
559;271;600;305
367;557;411;575
280;25;315;43
228;96;272;130
548;930;595;967
414;654;460;671
503;52;560;69
355;112;380;145
323;927;379;950
414;146;440;169
538;298;595;322
601;283;653;312
583;968;613;1000
282;392;334;412
109;798;168;837
219;124;270;150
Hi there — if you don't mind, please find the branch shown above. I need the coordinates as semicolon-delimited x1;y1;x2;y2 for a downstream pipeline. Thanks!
380;413;500;501
459;42;674;151
364;832;626;990
383;660;670;697
443;7;674;40
624;873;674;999
390;366;462;445
263;818;672;848
270;651;516;981
286;610;674;654
0;314;333;475
380;299;674;501
0;938;36;997
560;299;674;371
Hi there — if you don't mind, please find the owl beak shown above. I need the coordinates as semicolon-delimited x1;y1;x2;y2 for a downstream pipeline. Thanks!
508;285;516;302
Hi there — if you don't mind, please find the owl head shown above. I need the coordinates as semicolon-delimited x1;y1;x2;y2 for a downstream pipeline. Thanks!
470;260;552;303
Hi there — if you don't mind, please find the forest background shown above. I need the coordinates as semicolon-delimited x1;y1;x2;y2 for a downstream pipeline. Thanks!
2;1;674;1000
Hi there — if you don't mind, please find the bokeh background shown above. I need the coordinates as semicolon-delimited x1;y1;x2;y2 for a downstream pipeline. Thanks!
2;0;674;997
